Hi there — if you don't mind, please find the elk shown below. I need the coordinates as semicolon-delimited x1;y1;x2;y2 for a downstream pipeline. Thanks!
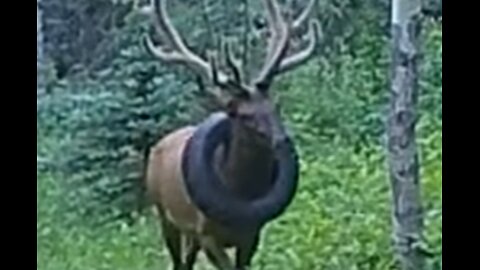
142;0;320;269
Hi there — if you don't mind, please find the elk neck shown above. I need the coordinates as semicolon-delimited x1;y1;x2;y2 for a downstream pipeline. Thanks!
220;121;276;200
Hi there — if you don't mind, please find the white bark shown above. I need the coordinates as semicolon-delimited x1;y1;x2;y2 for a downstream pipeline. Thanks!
37;0;45;96
388;0;425;269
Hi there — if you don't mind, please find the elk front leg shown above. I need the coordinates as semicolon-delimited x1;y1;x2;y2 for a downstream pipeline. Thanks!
201;237;235;270
235;233;260;270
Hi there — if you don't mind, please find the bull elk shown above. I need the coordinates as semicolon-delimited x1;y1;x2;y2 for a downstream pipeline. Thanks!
142;0;320;269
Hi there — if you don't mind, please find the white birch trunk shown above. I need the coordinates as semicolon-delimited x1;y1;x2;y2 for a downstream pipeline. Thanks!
387;0;425;269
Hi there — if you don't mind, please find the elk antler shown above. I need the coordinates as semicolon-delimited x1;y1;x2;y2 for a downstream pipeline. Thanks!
142;0;321;97
277;20;321;74
292;0;317;31
253;0;321;91
143;0;251;100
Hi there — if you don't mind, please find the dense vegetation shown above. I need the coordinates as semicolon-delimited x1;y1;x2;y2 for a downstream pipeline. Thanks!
37;1;441;269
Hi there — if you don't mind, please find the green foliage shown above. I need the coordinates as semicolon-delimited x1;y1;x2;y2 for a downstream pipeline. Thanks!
418;19;442;135
38;126;441;269
278;15;442;159
277;19;389;156
38;11;208;223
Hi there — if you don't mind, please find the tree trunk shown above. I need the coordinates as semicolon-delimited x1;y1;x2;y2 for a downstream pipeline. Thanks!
37;0;45;96
387;0;425;270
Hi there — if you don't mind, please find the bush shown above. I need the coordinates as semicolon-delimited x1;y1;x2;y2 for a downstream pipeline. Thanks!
38;11;209;223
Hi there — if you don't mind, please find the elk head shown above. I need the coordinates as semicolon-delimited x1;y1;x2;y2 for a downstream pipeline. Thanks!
143;0;320;230
143;0;320;148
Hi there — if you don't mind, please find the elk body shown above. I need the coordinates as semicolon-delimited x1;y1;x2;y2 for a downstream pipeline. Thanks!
143;0;320;269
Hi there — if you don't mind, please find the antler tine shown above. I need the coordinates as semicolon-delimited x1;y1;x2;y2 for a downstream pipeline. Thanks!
209;47;251;97
145;0;211;80
252;0;320;87
277;19;321;74
143;35;185;63
144;0;252;99
207;51;222;87
222;38;244;85
151;0;182;52
292;0;317;31
253;0;290;90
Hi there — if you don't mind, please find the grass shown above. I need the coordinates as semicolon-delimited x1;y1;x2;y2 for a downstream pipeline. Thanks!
37;126;441;270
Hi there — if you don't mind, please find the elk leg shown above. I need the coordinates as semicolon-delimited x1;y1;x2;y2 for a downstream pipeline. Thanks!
184;236;200;270
201;237;235;270
235;233;260;270
160;217;183;270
